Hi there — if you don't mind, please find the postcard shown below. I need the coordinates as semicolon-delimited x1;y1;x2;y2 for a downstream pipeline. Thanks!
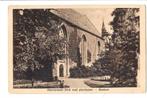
8;5;146;93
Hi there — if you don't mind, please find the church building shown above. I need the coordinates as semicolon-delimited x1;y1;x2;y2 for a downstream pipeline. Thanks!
49;9;105;78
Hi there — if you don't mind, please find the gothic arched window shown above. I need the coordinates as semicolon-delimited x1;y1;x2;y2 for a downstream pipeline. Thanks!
59;25;67;39
98;41;100;47
81;35;87;65
98;41;100;54
58;25;68;59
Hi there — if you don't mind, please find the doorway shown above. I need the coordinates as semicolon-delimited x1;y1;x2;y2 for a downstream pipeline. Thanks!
59;64;64;77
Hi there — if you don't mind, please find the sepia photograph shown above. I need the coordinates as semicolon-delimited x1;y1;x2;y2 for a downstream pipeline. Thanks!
8;5;145;93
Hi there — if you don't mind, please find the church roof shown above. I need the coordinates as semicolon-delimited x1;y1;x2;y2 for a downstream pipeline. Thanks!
49;9;103;39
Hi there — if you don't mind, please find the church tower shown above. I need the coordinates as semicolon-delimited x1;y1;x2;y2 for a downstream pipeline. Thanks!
101;21;108;38
101;21;111;51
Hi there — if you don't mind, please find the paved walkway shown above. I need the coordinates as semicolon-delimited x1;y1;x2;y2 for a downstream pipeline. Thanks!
60;78;91;88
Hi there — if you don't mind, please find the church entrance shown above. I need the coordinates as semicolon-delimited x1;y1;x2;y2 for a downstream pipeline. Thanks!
59;64;64;77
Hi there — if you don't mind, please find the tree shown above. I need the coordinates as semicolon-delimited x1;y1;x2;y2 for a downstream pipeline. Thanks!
109;8;140;87
13;9;67;82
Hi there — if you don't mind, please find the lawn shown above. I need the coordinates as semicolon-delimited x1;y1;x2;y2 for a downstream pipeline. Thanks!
13;80;65;88
84;76;112;88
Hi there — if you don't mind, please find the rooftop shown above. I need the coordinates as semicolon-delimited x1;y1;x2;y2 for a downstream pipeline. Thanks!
50;9;103;39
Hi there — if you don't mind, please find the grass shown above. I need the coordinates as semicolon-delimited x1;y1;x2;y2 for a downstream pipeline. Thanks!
13;80;66;88
84;79;112;88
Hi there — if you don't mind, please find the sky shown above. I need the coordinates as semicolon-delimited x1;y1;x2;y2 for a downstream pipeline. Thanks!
74;8;114;34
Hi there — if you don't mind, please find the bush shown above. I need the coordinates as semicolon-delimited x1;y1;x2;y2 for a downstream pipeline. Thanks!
70;65;91;78
14;65;53;82
13;70;27;80
70;65;109;78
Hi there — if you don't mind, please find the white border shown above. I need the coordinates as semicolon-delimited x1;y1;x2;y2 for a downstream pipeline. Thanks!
0;0;146;98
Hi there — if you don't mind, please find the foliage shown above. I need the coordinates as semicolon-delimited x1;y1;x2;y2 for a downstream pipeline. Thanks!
70;65;93;78
13;9;67;81
110;8;139;87
92;8;139;87
70;64;110;78
97;8;139;87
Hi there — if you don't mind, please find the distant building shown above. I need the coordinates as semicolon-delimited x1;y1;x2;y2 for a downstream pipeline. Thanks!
49;9;105;78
